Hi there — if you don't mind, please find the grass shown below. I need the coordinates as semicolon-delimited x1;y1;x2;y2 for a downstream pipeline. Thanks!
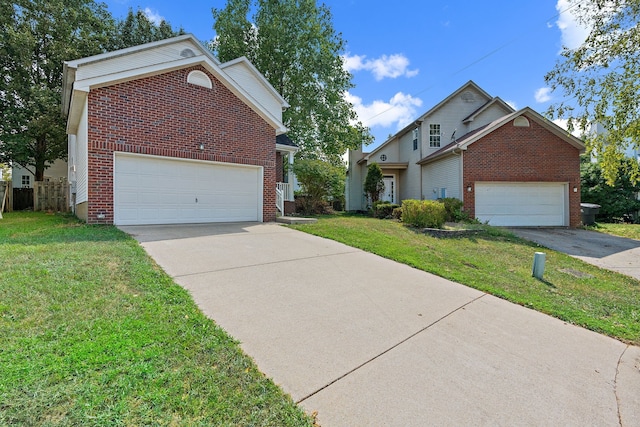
587;222;640;240
290;214;640;345
0;212;313;426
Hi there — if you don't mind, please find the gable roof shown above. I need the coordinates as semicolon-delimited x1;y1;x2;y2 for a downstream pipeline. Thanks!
62;34;288;135
361;80;500;161
463;97;514;123
417;107;585;165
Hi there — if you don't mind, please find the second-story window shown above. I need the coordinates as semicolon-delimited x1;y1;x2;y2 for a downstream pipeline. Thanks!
429;124;441;148
412;128;419;150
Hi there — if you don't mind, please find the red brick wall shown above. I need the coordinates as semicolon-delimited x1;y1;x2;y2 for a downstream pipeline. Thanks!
86;65;276;224
463;116;582;227
276;153;284;182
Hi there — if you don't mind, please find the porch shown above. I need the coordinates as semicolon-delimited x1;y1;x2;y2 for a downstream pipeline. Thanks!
276;134;297;216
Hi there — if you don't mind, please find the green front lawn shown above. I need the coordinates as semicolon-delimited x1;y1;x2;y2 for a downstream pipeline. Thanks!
290;215;640;345
588;222;640;241
0;212;313;426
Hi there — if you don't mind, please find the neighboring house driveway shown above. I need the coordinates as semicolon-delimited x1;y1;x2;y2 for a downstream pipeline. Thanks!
509;228;640;281
120;223;640;426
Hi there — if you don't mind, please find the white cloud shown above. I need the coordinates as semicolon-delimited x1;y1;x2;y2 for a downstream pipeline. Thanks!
553;118;582;137
505;100;518;110
144;7;164;25
343;53;419;81
555;0;590;49
534;87;552;103
346;91;422;131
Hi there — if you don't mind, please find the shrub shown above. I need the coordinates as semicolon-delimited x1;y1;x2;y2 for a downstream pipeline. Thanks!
439;197;463;222
400;199;447;228
293;159;345;215
392;206;403;220
581;156;640;222
364;163;385;206
372;200;400;219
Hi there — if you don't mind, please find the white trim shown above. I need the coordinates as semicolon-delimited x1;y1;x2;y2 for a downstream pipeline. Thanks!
187;70;213;89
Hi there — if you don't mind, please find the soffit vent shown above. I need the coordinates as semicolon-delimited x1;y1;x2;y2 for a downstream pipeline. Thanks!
180;48;196;58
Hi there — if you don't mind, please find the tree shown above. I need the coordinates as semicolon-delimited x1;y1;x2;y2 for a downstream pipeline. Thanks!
581;156;640;222
544;0;640;185
292;158;345;213
0;2;183;182
110;8;184;50
0;0;116;181
212;0;372;165
363;162;385;206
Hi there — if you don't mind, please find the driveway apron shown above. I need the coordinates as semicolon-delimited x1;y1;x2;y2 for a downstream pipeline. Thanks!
121;223;640;427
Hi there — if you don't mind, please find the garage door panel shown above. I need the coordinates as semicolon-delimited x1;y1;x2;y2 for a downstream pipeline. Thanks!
475;183;566;227
114;154;261;225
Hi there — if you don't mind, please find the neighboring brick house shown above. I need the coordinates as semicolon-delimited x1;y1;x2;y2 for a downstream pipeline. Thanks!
62;34;292;225
347;81;585;226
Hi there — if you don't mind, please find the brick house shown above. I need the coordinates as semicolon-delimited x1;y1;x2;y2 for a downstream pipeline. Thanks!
62;34;293;225
347;81;585;227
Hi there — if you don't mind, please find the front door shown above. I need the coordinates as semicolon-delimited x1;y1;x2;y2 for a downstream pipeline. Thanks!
382;175;396;203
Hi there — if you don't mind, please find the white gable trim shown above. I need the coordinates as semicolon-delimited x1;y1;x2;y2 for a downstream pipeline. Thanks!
221;56;289;108
65;34;219;69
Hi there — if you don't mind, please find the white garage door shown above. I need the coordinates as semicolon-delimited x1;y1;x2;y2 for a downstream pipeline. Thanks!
114;154;262;225
475;182;567;226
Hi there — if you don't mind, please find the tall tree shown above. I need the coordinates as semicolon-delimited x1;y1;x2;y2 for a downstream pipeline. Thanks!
545;0;640;185
0;2;183;181
212;0;372;166
0;0;116;181
110;8;184;50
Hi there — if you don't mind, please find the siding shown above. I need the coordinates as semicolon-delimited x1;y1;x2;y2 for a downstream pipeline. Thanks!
395;130;421;201
76;102;89;204
423;155;461;200
421;86;491;157
75;40;202;81
223;61;282;123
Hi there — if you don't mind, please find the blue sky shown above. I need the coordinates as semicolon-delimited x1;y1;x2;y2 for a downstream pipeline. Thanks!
102;0;588;150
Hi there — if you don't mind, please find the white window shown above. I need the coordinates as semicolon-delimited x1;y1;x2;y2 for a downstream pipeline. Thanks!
429;124;441;148
21;175;30;187
412;128;419;150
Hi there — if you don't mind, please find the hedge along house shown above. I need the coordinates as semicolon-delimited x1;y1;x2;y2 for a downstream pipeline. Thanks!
347;81;585;227
62;34;293;225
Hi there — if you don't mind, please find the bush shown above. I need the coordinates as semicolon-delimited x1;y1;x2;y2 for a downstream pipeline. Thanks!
293;159;345;215
581;156;640;222
438;197;477;223
439;197;463;222
372;200;400;219
364;163;385;207
392;207;403;220
400;199;447;228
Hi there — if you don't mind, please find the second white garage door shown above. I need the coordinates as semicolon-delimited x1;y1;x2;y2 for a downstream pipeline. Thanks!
114;154;262;225
475;182;568;226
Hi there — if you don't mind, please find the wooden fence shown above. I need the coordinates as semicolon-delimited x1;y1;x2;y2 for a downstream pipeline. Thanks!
34;181;69;212
0;181;12;216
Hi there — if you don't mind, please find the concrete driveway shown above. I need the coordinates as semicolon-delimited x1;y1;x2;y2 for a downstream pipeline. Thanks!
509;228;640;280
121;222;640;426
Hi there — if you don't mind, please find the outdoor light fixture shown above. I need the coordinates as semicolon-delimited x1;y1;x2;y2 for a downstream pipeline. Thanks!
199;143;204;150
467;185;472;192
573;186;578;193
